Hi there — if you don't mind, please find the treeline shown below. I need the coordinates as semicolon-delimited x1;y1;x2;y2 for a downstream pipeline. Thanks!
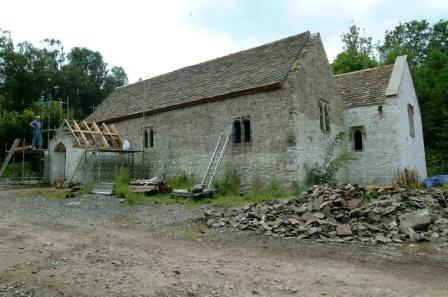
0;29;128;151
331;20;448;175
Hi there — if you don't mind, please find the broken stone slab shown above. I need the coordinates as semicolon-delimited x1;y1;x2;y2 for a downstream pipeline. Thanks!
399;209;431;231
336;224;352;236
375;233;392;243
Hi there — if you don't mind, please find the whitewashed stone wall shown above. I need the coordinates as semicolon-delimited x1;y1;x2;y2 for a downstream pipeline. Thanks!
49;130;85;184
342;59;427;184
395;62;427;179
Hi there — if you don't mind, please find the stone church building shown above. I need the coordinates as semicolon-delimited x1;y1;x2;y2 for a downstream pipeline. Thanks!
50;31;427;187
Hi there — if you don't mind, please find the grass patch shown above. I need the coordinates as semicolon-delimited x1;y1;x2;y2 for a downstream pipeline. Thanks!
165;170;196;189
2;163;35;178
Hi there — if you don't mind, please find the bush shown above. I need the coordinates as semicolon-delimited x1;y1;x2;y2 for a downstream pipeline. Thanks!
289;180;305;196
305;132;356;185
166;170;196;189
113;166;140;205
2;163;35;178
213;164;241;196
395;168;421;189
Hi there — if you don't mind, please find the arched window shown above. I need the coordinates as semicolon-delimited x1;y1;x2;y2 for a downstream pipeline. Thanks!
149;129;154;147
242;119;251;143
143;130;149;148
233;120;241;143
143;128;154;148
354;129;363;151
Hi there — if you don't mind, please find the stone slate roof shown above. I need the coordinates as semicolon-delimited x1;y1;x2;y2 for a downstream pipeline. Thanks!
334;64;394;108
86;31;311;122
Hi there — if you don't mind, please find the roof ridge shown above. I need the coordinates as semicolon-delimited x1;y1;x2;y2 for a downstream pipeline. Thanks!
333;64;394;77
278;31;310;85
87;31;311;122
117;31;310;89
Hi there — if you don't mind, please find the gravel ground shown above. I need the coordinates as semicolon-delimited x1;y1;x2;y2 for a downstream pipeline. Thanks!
1;188;448;296
0;191;205;228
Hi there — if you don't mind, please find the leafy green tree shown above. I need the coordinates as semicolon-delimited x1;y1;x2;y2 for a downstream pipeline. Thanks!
331;24;378;74
0;29;128;156
413;48;448;174
378;20;448;67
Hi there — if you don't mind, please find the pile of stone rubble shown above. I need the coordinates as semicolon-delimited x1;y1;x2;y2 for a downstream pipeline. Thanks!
205;184;448;243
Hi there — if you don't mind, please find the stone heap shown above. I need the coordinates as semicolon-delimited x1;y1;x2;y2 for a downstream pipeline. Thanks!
205;184;448;243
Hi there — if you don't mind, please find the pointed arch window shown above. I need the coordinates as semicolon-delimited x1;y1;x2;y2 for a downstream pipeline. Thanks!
350;126;365;152
143;127;154;148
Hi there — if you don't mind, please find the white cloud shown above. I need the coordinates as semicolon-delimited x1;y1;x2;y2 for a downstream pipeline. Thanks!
0;0;240;82
1;0;447;81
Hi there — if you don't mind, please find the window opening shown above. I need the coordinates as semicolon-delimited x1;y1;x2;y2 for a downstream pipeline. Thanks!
149;129;154;147
233;120;241;143
143;130;149;148
324;105;330;131
242;119;251;143
408;104;415;137
354;129;363;151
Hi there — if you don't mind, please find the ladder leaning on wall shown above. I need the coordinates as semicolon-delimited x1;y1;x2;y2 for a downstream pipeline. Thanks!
201;129;231;189
0;139;21;178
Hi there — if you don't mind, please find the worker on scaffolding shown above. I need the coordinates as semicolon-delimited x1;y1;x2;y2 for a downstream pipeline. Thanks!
29;115;42;149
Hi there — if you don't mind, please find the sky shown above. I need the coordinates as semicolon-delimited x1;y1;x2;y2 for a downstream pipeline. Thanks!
0;0;447;83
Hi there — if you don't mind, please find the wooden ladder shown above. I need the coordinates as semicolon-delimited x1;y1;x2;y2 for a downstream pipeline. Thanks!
201;131;231;189
0;139;20;178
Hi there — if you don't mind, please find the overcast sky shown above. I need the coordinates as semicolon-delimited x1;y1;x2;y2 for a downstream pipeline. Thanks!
1;0;447;83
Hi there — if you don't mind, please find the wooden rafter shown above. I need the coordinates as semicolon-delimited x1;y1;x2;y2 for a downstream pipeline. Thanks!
62;119;124;149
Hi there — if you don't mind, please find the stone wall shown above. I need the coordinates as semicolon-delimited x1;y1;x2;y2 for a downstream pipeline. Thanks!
110;34;343;189
49;129;133;184
341;60;427;184
395;62;427;179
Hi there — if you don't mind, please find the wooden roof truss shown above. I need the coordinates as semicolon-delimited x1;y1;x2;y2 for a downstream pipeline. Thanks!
63;119;124;149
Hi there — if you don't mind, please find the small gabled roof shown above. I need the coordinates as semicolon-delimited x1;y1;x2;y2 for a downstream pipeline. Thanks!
334;64;394;108
86;31;311;122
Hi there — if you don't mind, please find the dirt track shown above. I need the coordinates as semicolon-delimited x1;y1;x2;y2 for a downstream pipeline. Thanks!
1;191;448;296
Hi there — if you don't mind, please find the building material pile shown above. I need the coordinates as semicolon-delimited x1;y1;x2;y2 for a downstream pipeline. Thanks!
129;177;172;194
205;184;448;243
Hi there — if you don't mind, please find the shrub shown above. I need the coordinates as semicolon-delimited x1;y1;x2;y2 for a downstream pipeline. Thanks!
395;168;421;189
2;163;35;178
166;170;196;189
113;166;139;205
289;180;305;196
213;164;241;196
305;132;356;185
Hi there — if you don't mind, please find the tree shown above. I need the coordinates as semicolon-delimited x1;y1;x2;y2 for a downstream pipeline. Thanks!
413;48;448;173
331;24;378;74
0;30;128;156
378;20;448;67
59;47;128;117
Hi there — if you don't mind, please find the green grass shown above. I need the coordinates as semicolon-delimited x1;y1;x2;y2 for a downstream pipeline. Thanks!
2;163;35;178
113;165;301;208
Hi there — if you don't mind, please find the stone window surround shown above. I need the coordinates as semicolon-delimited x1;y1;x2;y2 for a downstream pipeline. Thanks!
349;126;365;152
408;104;415;137
319;101;330;132
142;125;155;149
232;116;251;145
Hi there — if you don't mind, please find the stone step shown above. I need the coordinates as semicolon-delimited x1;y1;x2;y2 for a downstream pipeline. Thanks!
92;182;114;195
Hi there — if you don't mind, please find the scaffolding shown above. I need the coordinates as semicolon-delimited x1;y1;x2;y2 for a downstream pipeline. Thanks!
0;139;49;188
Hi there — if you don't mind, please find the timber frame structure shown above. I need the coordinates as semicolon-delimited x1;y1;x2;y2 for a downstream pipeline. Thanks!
63;120;124;149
